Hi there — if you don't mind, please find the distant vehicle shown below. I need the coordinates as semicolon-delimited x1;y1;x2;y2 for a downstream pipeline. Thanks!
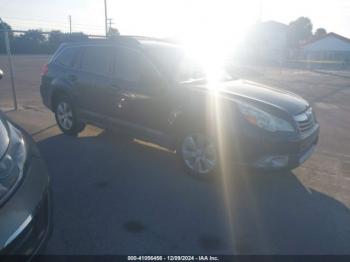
40;37;320;177
0;69;52;256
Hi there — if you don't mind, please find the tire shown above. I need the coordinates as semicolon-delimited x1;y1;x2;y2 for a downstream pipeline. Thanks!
177;131;218;178
54;95;85;136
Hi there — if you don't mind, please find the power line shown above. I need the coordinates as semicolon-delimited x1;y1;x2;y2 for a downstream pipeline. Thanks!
107;18;113;32
2;15;69;25
1;15;105;35
1;16;105;29
8;23;105;33
0;29;105;38
6;24;104;34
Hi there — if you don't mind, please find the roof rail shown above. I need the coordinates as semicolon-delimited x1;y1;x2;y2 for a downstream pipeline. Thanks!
61;35;142;47
60;35;179;49
122;35;178;43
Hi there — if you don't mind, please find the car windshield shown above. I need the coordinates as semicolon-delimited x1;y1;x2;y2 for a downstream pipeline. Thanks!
143;42;232;83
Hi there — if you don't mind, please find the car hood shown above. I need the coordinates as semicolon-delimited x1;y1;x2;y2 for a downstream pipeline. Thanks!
0;118;9;159
182;79;310;115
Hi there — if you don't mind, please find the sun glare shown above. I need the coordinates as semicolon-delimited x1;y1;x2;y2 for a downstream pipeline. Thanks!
167;0;259;84
167;1;262;250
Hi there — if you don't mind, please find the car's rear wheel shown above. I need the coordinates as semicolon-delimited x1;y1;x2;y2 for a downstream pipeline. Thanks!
54;96;85;136
178;132;218;177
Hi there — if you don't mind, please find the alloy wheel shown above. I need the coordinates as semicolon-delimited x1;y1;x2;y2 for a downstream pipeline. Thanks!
181;133;217;175
56;102;73;130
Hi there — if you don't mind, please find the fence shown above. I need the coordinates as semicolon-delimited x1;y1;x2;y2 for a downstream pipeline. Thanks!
0;28;106;111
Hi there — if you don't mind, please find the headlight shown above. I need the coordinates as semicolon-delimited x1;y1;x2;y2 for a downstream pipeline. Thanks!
237;102;295;132
0;122;27;201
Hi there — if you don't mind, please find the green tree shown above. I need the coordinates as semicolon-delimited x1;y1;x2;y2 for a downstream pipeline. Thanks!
314;28;327;38
20;29;46;43
108;27;120;36
287;17;313;47
68;32;89;42
46;30;65;53
1;20;91;54
13;30;46;53
48;30;64;45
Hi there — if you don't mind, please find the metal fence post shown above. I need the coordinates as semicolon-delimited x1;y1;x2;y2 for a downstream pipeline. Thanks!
0;18;18;111
4;30;18;110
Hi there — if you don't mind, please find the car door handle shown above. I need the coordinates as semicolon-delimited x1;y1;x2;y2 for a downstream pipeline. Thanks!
121;92;134;99
117;97;127;109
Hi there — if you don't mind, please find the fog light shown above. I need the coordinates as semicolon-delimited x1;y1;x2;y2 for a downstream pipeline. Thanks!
255;156;289;168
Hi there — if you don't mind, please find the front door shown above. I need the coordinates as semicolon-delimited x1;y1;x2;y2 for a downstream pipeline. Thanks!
109;46;171;134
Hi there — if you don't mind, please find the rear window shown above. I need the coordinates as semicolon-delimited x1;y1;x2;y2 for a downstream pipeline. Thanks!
56;47;79;68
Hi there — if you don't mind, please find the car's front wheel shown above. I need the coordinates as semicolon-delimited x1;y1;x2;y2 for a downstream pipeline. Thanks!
178;132;218;177
54;96;85;136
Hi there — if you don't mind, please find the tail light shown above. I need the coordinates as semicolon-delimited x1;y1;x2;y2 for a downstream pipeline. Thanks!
41;64;49;76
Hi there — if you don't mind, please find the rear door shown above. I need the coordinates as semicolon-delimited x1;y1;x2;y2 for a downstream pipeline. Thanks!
77;45;115;123
51;45;81;100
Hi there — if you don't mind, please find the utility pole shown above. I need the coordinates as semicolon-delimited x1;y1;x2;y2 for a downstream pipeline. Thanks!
107;18;113;34
258;0;263;23
0;18;17;110
69;15;72;34
104;0;108;37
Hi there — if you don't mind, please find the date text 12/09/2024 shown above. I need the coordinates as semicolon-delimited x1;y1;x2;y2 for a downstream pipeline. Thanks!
127;256;220;261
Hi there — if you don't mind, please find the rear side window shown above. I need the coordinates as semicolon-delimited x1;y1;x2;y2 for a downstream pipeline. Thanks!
56;47;79;68
80;46;113;76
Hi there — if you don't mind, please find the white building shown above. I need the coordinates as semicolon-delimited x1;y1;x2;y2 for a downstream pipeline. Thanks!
243;21;288;65
302;32;350;62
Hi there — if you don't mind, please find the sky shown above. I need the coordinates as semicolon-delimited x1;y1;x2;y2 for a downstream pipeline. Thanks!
0;0;350;39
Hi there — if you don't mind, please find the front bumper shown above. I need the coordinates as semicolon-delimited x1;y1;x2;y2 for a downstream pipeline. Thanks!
235;122;320;170
0;135;52;257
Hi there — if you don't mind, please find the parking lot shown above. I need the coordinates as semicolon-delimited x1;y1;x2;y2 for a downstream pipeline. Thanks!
1;55;350;254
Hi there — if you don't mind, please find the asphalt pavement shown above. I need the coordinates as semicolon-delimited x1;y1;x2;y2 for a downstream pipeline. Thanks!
6;108;350;254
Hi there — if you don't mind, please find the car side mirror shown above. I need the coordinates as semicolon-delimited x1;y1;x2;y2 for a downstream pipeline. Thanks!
0;69;3;80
